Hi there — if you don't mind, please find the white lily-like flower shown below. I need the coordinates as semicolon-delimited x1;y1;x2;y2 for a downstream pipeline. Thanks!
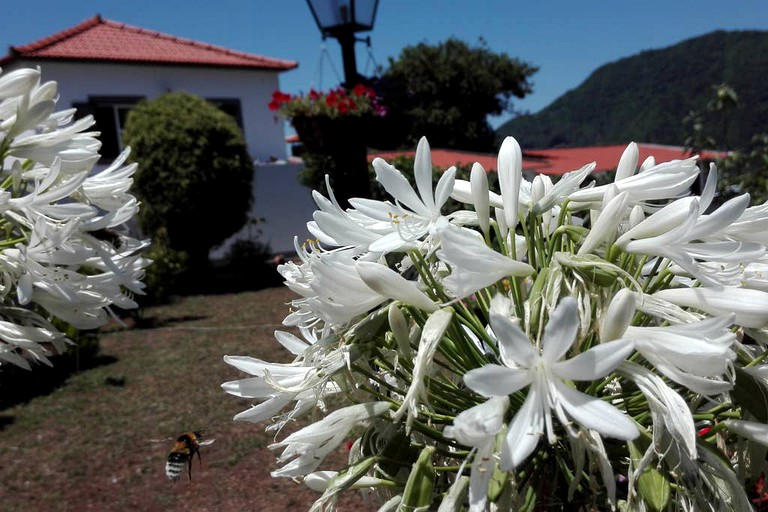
470;162;490;234
578;190;630;255
368;137;456;252
463;297;638;470
617;191;765;285
497;136;523;236
569;153;699;206
221;346;345;431
436;221;533;299
392;308;453;428
356;260;438;313
269;402;391;478
307;175;392;250
724;419;768;447
304;470;385;492
443;396;508;512
603;289;737;394
653;286;768;328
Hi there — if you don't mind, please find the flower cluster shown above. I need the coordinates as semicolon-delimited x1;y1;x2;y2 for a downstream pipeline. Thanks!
0;67;148;369
268;84;386;119
224;135;768;510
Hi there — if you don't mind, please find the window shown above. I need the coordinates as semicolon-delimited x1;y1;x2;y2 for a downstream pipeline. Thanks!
206;98;244;129
74;95;244;161
73;96;144;161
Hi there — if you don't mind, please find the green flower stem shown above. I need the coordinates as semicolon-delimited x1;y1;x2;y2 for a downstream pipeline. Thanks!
744;347;768;367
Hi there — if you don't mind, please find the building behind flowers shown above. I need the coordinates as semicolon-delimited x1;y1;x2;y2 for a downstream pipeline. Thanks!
1;15;316;255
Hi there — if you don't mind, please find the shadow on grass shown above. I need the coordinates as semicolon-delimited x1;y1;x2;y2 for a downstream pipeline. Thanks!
132;315;211;330
0;352;117;412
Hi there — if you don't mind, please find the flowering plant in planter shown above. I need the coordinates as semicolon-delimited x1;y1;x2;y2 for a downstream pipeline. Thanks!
223;135;768;511
0;67;148;368
268;84;386;119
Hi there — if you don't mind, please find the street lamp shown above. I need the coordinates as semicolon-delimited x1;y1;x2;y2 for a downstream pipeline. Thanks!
306;0;379;87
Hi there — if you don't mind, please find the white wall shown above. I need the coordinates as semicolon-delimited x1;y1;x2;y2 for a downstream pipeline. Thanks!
11;60;289;162
212;160;317;258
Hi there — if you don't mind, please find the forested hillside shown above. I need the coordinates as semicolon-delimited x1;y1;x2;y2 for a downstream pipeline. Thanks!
497;30;768;148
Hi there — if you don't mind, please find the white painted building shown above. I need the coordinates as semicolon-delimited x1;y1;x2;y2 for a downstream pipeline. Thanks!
1;15;315;255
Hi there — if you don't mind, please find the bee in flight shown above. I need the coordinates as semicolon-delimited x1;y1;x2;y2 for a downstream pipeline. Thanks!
165;431;214;481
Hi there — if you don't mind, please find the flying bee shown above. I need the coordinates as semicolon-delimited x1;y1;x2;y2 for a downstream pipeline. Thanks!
165;431;215;482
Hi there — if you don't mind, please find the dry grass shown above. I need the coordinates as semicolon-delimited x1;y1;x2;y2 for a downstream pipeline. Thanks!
0;287;367;511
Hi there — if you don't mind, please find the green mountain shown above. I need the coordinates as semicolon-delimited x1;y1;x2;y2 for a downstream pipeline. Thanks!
497;30;768;149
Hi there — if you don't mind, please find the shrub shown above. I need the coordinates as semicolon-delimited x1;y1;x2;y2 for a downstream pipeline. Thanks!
123;91;254;271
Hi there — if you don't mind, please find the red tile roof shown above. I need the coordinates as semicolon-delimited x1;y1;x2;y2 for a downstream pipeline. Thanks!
1;15;298;71
369;144;728;176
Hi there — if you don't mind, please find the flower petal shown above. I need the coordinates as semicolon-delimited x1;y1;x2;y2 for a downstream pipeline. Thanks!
356;261;438;312
490;311;537;368
554;338;634;381
541;297;580;363
464;364;532;397
501;386;544;470
554;380;638;440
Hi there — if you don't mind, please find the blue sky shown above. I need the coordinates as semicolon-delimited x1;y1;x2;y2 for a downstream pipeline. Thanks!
3;0;767;127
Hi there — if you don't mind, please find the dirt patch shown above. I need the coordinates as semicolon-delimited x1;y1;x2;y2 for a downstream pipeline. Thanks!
0;288;370;511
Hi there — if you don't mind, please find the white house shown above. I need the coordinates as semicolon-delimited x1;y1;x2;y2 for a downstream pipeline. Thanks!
1;15;317;255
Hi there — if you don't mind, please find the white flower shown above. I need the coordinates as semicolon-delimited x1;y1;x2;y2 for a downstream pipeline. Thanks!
464;297;638;470
356;260;439;313
368;137;456;252
497;136;523;233
391;308;453;428
269;402;391;478
444;396;508;512
724;419;768;447
653;286;768;329
436;221;533;299
569;152;700;205
221;347;344;431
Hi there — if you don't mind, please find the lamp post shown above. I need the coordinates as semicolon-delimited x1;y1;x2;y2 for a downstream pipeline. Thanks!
306;0;379;87
303;0;380;207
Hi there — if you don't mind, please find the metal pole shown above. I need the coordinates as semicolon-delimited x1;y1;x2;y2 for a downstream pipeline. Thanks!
337;29;359;88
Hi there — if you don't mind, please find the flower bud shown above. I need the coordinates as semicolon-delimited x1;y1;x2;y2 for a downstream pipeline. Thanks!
601;288;636;341
470;162;490;234
401;446;436;511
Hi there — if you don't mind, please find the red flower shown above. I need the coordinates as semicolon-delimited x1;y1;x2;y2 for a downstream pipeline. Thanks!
309;89;322;101
352;83;367;96
326;91;339;107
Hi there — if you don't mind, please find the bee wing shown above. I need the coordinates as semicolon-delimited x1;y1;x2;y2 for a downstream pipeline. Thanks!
198;438;215;446
149;437;174;445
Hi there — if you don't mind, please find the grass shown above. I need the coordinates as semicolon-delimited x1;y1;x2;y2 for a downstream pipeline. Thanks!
0;287;367;511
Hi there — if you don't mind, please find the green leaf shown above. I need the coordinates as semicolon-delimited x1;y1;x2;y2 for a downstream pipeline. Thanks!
732;366;768;422
628;439;670;512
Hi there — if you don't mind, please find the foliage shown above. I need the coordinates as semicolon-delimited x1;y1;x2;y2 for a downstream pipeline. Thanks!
139;227;189;305
498;30;768;148
685;84;768;204
718;133;768;203
269;84;385;119
123;91;254;269
379;38;537;151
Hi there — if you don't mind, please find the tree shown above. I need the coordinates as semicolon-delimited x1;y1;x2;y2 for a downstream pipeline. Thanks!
123;92;253;271
378;38;537;151
684;84;768;204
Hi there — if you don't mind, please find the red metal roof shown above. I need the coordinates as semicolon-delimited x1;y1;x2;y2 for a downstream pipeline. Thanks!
1;15;298;70
369;144;728;176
